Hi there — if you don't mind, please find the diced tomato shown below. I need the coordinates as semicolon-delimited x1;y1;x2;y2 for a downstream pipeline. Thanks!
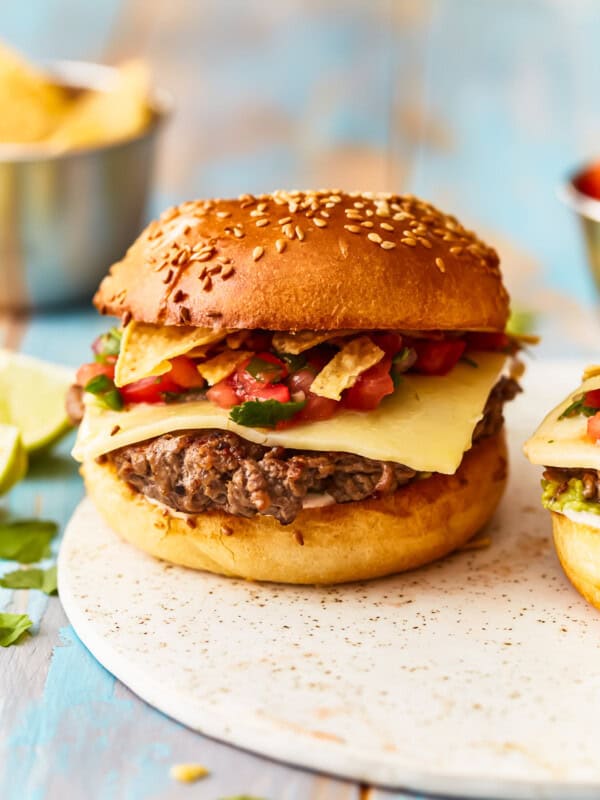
120;374;180;404
413;340;466;375
372;333;403;357
342;356;394;411
465;332;509;351
574;165;600;201
294;393;339;422
76;361;114;387
585;389;600;409
206;377;239;409
588;412;600;441
167;356;205;389
245;383;291;403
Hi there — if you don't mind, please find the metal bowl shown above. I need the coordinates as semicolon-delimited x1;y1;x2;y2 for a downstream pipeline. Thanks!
0;60;171;312
560;162;600;294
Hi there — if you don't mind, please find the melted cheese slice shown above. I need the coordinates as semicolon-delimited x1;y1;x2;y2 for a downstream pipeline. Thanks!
72;353;506;473
524;374;600;469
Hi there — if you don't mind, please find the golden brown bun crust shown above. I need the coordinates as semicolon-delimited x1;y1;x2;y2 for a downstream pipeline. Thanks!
83;432;508;585
551;512;600;610
94;190;509;332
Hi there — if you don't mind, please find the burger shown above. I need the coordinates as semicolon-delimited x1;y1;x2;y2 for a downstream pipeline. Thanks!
524;366;600;609
69;189;521;584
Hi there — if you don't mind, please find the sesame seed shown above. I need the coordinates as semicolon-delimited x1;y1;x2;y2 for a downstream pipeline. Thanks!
233;227;245;238
419;237;432;248
360;221;374;228
344;225;361;234
207;264;222;275
278;216;292;224
255;218;269;227
401;238;417;247
289;201;298;213
257;202;268;212
380;222;394;231
380;241;396;250
353;202;365;209
221;265;235;280
325;202;335;208
201;276;212;291
275;239;287;253
365;209;374;217
282;223;295;239
393;212;411;221
368;232;383;244
192;251;215;262
162;269;173;284
216;211;231;218
295;225;305;241
450;246;464;255
313;218;327;228
435;257;446;272
320;210;330;218
253;246;264;261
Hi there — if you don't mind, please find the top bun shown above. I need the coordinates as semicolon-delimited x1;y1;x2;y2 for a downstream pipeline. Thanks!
94;190;509;332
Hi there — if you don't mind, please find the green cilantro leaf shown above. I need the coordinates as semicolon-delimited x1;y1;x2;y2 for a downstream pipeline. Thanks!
85;374;123;411
0;565;57;594
229;399;305;428
0;519;58;563
0;612;33;646
94;328;122;362
559;394;597;420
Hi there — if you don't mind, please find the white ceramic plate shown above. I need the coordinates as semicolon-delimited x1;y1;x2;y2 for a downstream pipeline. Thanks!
59;360;600;798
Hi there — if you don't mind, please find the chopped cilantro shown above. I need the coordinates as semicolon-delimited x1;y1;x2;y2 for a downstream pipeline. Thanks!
559;394;597;420
0;519;58;563
0;612;33;647
85;374;123;411
229;399;305;428
0;565;57;594
94;328;122;362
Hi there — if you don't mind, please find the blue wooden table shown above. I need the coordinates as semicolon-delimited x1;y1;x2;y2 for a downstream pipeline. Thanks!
3;1;600;797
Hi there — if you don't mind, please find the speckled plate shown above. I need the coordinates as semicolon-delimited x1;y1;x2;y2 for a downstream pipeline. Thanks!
59;361;600;799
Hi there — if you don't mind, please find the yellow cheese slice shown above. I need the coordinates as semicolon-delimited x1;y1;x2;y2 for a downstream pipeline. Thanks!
115;322;231;387
524;374;600;469
73;353;506;473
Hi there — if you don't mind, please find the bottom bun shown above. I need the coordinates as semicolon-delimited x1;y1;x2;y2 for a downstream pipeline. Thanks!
552;512;600;610
82;431;508;585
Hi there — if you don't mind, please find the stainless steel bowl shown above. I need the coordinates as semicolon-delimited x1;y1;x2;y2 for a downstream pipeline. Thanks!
0;60;171;312
560;163;600;294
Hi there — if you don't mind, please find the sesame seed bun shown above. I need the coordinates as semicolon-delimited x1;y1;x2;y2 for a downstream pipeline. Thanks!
551;512;600;610
81;432;507;585
94;190;509;332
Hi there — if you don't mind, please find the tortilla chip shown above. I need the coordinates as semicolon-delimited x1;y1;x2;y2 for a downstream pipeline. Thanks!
272;329;355;355
197;350;253;385
115;321;230;387
310;336;384;400
226;331;250;349
0;42;69;143
583;365;600;381
49;60;151;150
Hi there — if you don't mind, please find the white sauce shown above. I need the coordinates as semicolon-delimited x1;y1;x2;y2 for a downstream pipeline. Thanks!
561;508;600;530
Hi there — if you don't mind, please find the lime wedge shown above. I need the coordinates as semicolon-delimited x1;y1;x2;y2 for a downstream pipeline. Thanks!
0;424;27;494
0;350;74;452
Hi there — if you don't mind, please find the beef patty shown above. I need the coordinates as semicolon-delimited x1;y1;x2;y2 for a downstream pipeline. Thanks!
105;377;519;525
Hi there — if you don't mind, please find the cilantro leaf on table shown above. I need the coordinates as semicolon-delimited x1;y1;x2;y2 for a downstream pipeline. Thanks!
229;399;305;428
0;564;57;594
0;612;33;646
0;519;58;563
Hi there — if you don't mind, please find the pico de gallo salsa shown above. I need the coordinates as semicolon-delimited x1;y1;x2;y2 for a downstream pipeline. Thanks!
75;328;513;429
559;387;600;443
